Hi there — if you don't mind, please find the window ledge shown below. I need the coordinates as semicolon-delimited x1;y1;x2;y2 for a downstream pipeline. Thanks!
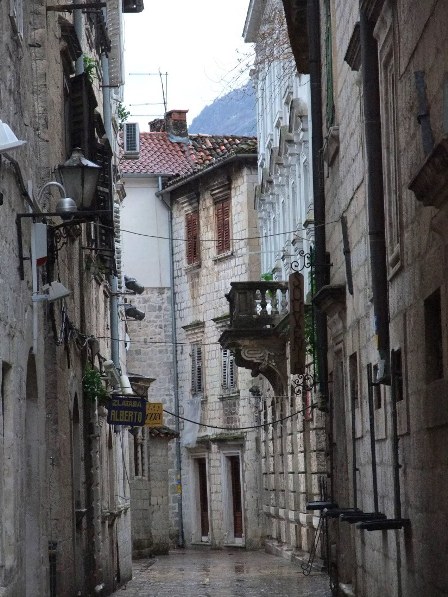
212;250;234;263
185;262;201;273
219;391;240;401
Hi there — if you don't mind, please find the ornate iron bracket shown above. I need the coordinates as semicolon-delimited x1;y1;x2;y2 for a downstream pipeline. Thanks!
292;372;316;398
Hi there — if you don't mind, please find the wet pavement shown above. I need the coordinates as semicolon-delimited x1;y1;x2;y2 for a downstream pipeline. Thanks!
113;548;332;597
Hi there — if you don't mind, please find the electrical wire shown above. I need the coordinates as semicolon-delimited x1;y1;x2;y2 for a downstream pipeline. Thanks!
163;401;319;432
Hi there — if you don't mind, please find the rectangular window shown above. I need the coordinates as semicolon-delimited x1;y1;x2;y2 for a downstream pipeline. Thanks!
186;210;200;265
191;344;203;394
373;364;382;410
123;122;139;155
221;348;236;391
324;0;335;129
216;198;231;254
391;348;404;402
425;289;443;383
349;352;359;407
9;0;23;37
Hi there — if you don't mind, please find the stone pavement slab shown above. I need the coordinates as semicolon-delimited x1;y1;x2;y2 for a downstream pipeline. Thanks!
113;548;332;597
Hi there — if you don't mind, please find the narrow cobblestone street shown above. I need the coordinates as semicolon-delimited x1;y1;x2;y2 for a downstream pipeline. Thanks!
113;549;331;597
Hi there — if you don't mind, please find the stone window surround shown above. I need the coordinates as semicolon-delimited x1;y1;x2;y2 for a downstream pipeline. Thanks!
182;321;205;398
375;2;403;278
179;192;201;268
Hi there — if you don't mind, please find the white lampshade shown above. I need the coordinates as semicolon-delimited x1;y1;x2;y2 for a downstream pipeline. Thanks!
0;120;26;152
58;148;101;210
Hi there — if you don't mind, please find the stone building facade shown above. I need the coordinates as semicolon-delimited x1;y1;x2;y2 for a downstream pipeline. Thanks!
165;152;263;549
213;0;328;560
120;114;265;550
0;1;139;594
281;0;448;595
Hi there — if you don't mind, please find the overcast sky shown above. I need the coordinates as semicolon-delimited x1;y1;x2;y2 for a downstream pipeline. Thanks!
122;1;253;131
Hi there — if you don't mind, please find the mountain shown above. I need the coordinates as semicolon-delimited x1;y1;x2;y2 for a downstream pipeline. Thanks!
189;82;257;137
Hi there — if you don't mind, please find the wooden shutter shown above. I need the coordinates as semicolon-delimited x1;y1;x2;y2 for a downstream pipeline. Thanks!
95;141;115;273
216;198;231;254
70;73;97;158
222;349;236;390
186;211;199;265
191;344;203;393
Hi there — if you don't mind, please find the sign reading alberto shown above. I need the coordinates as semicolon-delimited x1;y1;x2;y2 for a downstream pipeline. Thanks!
107;396;146;426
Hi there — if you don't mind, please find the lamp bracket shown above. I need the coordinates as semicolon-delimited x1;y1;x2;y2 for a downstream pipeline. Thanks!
16;210;110;280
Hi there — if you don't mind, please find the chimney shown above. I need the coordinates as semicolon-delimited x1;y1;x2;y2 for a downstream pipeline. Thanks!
148;118;166;132
165;110;189;142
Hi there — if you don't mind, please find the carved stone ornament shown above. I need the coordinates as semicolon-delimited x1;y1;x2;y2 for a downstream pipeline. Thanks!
409;136;448;208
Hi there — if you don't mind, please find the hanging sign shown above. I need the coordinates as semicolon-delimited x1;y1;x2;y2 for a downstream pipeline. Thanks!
106;396;146;426
289;272;306;375
145;402;164;427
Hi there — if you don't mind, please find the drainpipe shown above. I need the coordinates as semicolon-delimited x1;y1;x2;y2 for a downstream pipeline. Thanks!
73;2;84;76
159;178;184;547
359;9;390;368
307;0;329;409
101;50;120;369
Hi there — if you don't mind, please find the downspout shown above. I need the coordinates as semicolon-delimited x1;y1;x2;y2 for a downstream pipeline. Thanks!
359;9;390;368
101;50;120;369
307;1;329;412
159;177;184;547
73;0;84;76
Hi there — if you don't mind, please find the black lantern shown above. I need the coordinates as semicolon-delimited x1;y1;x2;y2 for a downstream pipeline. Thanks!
58;147;101;210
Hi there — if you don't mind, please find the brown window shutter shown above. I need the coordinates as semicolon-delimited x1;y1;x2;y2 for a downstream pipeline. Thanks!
69;73;97;159
216;198;230;254
186;211;200;265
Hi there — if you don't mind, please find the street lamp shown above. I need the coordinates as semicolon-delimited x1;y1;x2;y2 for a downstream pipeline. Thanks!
58;147;101;210
17;149;105;280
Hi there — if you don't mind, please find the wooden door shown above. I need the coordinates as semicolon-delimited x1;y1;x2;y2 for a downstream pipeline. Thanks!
197;458;209;539
229;456;243;538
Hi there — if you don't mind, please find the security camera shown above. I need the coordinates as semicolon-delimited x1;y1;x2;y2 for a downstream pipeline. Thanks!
124;304;145;321
124;275;144;295
103;360;121;388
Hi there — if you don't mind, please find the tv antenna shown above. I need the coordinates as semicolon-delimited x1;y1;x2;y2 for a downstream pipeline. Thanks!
128;70;168;117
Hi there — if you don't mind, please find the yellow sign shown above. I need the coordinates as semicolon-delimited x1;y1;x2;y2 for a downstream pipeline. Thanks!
145;402;164;427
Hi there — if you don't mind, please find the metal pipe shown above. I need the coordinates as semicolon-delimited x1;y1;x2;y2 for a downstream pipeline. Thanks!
390;349;401;519
307;0;329;406
367;364;379;513
360;9;390;365
351;380;358;510
73;1;84;76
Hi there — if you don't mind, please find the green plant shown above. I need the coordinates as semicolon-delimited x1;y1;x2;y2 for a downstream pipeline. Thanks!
83;366;108;404
117;102;130;129
83;56;99;83
260;272;273;281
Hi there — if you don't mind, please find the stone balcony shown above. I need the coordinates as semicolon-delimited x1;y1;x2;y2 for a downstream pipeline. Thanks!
219;281;290;394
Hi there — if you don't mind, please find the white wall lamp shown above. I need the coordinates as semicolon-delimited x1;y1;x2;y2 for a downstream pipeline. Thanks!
16;148;106;280
0;120;26;153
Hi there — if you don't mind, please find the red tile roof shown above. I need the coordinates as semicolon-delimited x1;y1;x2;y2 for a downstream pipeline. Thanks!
120;132;257;182
119;132;193;176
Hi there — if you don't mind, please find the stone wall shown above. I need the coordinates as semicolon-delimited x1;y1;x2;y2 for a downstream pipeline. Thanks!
171;162;264;549
320;0;448;595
